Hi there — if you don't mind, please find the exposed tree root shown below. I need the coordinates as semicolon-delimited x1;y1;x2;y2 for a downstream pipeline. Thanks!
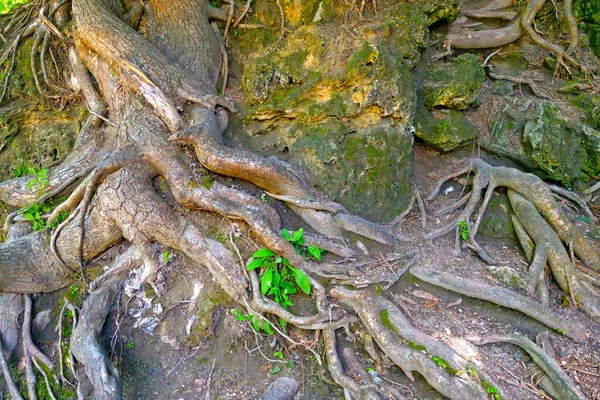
442;0;581;74
426;159;600;321
470;333;586;399
409;266;588;342
330;287;493;399
0;335;24;400
70;276;122;400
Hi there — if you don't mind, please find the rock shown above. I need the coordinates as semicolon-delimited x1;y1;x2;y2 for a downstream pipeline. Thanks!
260;377;299;400
423;54;485;110
413;107;479;151
485;266;527;290
490;80;514;96
482;98;600;187
422;0;461;25
236;10;422;221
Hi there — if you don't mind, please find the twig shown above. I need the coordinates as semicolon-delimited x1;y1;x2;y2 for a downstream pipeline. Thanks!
204;358;217;400
233;0;252;29
165;343;205;379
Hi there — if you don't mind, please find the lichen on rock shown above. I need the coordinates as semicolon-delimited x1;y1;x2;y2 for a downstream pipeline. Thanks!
413;106;479;151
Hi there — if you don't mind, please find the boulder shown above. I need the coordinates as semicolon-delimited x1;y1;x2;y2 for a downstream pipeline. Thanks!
413;107;479;151
482;98;600;187
423;54;485;110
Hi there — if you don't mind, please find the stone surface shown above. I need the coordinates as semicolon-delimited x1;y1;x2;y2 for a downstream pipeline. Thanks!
423;54;485;110
233;2;430;221
413;107;479;151
481;98;600;187
260;377;299;400
485;266;527;290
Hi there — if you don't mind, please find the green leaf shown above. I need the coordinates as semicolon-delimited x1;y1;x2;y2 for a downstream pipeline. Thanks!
307;246;323;261
252;248;275;258
270;365;280;374
261;267;274;295
289;267;311;294
247;258;265;270
287;360;294;368
263;321;274;335
253;319;261;332
281;228;290;240
290;228;303;243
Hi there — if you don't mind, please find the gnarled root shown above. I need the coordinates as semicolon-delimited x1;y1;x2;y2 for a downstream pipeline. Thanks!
70;275;122;400
330;287;492;399
508;190;600;320
470;333;586;399
427;159;600;273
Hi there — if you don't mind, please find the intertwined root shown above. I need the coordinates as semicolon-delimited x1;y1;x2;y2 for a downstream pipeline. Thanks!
441;0;581;74
426;158;600;321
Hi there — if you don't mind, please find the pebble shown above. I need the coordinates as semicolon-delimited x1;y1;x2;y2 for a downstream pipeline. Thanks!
260;377;299;400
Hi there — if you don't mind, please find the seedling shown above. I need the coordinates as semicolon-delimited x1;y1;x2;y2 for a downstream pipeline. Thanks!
273;351;284;360
127;341;135;349
458;221;469;241
162;250;171;263
26;167;49;197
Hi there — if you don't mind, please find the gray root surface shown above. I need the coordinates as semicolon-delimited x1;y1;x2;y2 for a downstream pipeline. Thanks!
470;333;586;399
409;266;587;343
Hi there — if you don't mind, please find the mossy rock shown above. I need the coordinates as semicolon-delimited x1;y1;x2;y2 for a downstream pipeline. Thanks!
423;54;485;110
413;107;479;151
485;266;526;290
568;92;600;131
478;190;516;243
238;24;417;220
422;0;461;26
482;98;599;187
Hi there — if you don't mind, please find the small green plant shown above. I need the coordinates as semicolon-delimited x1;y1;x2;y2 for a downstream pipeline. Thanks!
458;221;469;241
162;250;171;263
69;284;80;298
481;378;502;400
281;228;323;261
26;167;49;197
232;29;239;37
209;0;218;6
231;309;274;335
247;247;310;310
273;351;284;360
20;204;69;232
260;193;267;203
127;341;135;349
467;365;478;377
557;328;567;336
270;365;281;374
12;162;35;178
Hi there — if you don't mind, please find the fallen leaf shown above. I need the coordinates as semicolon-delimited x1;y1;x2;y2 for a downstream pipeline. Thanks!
412;290;441;303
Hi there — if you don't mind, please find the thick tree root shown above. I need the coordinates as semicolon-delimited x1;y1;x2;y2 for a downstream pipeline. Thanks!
70;275;122;400
323;328;383;400
409;266;587;342
444;0;581;74
470;333;586;399
330;287;492;399
509;190;600;320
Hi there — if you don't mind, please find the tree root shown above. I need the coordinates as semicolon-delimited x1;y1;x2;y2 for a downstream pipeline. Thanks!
330;287;492;399
409;266;588;342
0;336;24;400
70;275;122;400
426;159;600;272
469;332;586;399
509;190;600;320
443;0;581;74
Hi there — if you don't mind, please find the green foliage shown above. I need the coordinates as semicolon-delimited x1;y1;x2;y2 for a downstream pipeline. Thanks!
270;365;281;374
231;309;274;335
431;356;459;375
380;309;398;333
273;351;284;360
281;228;323;261
162;250;171;263
26;167;49;197
247;229;321;312
12;162;35;178
127;341;135;349
458;220;469;241
557;328;567;336
0;0;29;15
481;378;502;400
407;341;427;351
20;203;69;232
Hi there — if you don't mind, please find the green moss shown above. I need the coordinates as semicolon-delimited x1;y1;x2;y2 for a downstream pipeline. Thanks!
423;54;485;110
380;309;398;333
201;176;214;189
407;341;427;351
